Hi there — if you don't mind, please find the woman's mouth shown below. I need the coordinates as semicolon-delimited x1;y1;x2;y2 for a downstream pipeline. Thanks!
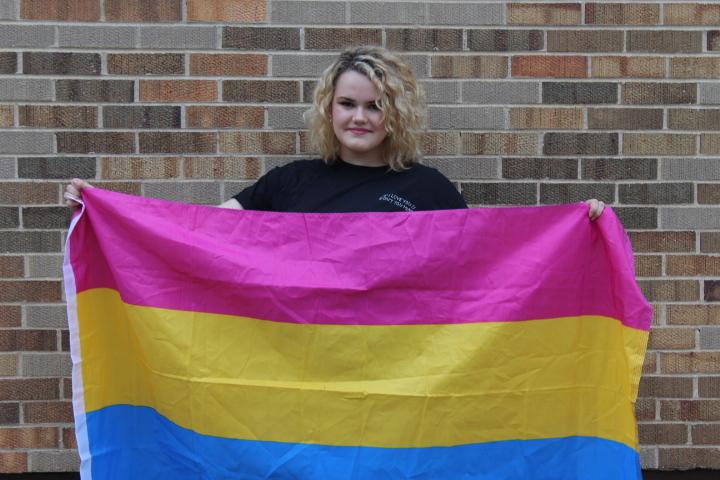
348;128;371;135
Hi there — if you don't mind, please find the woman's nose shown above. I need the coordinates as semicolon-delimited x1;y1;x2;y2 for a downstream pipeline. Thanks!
352;108;367;123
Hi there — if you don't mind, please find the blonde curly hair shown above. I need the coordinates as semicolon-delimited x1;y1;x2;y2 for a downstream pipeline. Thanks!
305;46;426;171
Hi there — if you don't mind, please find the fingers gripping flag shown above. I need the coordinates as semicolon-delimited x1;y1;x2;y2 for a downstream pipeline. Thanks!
64;189;651;480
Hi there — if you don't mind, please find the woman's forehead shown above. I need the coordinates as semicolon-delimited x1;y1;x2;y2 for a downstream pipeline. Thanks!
333;70;380;100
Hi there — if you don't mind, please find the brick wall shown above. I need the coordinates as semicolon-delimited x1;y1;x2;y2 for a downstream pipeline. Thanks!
0;0;718;474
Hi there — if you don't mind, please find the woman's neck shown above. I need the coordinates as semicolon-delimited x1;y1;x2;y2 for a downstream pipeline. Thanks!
338;148;385;167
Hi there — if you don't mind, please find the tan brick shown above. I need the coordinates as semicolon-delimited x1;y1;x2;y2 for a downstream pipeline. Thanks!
702;232;720;253
638;423;687;445
0;256;24;278
591;56;665;78
21;0;99;21
306;28;382;50
628;231;695;253
547;31;623;52
623;134;696;156
635;397;656;420
219;132;296;155
669;109;720;131
431;56;507;79
510;107;583;129
188;0;265;22
100;157;179;180
512;56;587;78
623;83;696;104
699;184;720;204
60;427;76;450
0;452;26;474
0;184;58;205
661;352;720;374
639;280;699;302
183;157;261;180
701;134;720;155
635;255;661;277
0;106;13;127
23;401;73;423
0;354;18;376
108;54;183;76
659;448;720;469
105;0;181;22
0;427;58;448
461;133;538;155
668;305;720;326
421;132;460;156
648;327;696;350
667;256;720;276
140;81;217;102
588;108;663;130
139;133;216;155
691;425;720;445
507;3;581;25
186;106;264;129
586;3;659;25
643;351;657;374
19;106;96;128
190;54;266;77
671;58;720;79
665;4;720;25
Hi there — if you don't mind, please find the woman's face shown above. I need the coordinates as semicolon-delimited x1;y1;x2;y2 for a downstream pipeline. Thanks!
331;70;387;166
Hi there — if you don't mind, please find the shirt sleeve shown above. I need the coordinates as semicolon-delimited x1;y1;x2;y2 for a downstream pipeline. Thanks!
233;166;286;211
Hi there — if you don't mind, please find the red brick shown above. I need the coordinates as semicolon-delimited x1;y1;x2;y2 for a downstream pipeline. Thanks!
635;397;656;421
648;328;695;350
307;28;383;50
188;0;265;22
23;402;73;423
62;427;77;449
638;423;687;445
512;56;587;78
0;330;56;351
0;379;59;401
667;255;720;276
0;281;61;302
0;257;24;278
668;305;720;326
706;281;720;302
639;376;693;398
0;106;13;127
21;0;99;21
62;378;72;400
219;132;296;155
702;233;720;253
190;54;266;77
0;452;26;474
628;231;695;253
643;351;657;374
186;106;264;129
105;0;181;22
0;306;21;328
139;133;216;154
661;400;720;421
692;424;720;444
508;3;581;25
57;132;134;154
661;352;720;374
140;80;217;102
0;403;18;424
0;426;58;448
699;377;720;397
586;3;659;25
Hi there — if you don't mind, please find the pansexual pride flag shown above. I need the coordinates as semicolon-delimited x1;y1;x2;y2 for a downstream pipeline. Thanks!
64;188;650;480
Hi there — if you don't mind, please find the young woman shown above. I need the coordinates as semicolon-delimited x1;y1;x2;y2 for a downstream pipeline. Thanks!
66;46;604;218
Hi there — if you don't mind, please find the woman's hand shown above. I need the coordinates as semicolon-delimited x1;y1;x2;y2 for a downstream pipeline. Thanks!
585;199;605;221
64;178;93;210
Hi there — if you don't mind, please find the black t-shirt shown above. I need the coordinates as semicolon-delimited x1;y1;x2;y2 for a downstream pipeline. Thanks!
234;159;468;213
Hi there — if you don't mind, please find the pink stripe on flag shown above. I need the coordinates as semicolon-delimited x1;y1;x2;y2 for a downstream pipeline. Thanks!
69;189;651;330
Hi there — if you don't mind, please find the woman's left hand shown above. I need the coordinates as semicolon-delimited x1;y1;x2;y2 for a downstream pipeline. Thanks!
585;199;605;221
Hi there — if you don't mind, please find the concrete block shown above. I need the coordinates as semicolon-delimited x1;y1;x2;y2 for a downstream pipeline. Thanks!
0;25;54;48
59;26;135;48
427;3;502;25
271;1;346;24
140;26;217;49
0;79;53;101
25;305;68;329
224;181;255;201
700;82;720;105
428;106;504;129
0;157;15;178
661;159;720;180
143;182;221;205
661;207;720;229
700;327;720;349
350;2;424;24
29;451;80;473
463;81;539;104
640;447;658;469
422;81;460;104
27;255;63;279
0;0;17;19
21;353;72;377
267;106;308;129
0;132;53;154
272;54;336;77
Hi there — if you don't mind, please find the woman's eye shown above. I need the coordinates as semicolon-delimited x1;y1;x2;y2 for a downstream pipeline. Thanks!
368;103;380;111
339;101;353;107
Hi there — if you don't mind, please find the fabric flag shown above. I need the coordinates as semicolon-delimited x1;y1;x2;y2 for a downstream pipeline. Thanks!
64;188;651;480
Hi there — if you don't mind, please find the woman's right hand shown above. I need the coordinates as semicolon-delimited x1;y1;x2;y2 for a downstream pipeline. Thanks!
64;178;93;210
